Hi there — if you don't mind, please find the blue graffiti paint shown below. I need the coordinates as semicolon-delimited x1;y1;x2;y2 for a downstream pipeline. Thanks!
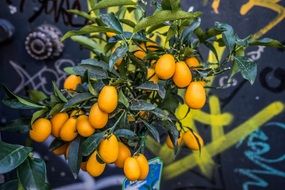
235;122;285;190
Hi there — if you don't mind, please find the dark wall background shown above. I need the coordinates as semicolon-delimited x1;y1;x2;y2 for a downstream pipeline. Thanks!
0;0;284;190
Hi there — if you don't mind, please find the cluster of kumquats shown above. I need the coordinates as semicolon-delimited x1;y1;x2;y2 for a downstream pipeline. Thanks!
28;39;206;181
29;80;150;181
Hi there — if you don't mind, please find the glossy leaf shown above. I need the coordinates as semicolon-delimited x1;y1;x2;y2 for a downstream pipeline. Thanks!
1;85;45;109
136;82;159;91
215;22;236;52
140;119;160;143
66;9;93;20
91;0;136;10
48;138;65;151
70;36;104;55
161;0;181;11
130;100;157;111
234;56;257;85
81;132;104;156
249;38;284;48
48;103;64;117
109;44;128;70
28;90;48;102
67;137;82;179
0;141;32;173
134;10;201;32
119;89;129;108
80;59;109;70
72;65;108;79
62;25;117;41
30;109;48;125
181;18;201;43
63;92;93;109
17;157;47;190
52;82;67;103
101;13;123;33
114;129;136;139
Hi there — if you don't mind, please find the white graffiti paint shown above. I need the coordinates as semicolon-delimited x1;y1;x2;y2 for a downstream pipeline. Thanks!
10;59;75;94
247;46;265;61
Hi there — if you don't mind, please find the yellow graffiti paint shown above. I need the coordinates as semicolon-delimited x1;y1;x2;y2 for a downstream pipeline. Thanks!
240;0;285;40
163;101;284;179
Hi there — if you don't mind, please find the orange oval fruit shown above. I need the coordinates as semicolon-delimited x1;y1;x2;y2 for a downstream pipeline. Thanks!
124;157;141;181
134;50;146;60
63;75;81;91
155;54;176;80
52;143;69;155
115;142;131;168
146;42;158;52
50;112;69;137
173;61;192;88
185;57;200;68
29;118;51;142
166;133;183;149
98;134;119;163
183;130;204;150
86;151;106;177
76;115;95;137
184;82;206;109
59;117;77;141
98;86;118;113
89;103;108;129
135;154;149;180
147;68;159;84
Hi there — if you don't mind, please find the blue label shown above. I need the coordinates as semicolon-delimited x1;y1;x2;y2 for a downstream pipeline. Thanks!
122;157;163;190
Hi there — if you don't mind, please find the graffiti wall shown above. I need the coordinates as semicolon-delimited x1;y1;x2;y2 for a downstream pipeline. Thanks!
0;0;284;189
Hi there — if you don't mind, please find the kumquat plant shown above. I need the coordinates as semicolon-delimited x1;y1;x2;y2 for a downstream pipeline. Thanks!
0;0;284;189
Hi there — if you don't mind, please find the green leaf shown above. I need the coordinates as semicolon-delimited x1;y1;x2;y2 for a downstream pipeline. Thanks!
150;108;170;121
80;59;109;70
31;109;48;125
160;90;179;113
114;129;136;139
28;90;48;102
165;121;179;147
101;13;123;33
91;0;136;10
70;36;104;55
119;90;129;108
52;82;67;103
17;157;47;190
161;0;181;11
72;65;108;79
0;141;32;174
63;92;94;109
249;38;284;48
48;138;65;151
109;44;128;70
0;179;19;190
181;18;201;43
134;10;201;32
120;18;136;28
61;25;117;41
81;132;104;156
140;119;160;143
66;9;93;20
1;85;45;109
158;84;166;99
234;56;257;85
136;82;159;91
48;103;64;117
130;100;157;111
67;137;82;179
215;22;236;52
0;118;30;133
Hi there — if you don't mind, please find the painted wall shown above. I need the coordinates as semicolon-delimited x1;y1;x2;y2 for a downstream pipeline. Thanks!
0;0;284;190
